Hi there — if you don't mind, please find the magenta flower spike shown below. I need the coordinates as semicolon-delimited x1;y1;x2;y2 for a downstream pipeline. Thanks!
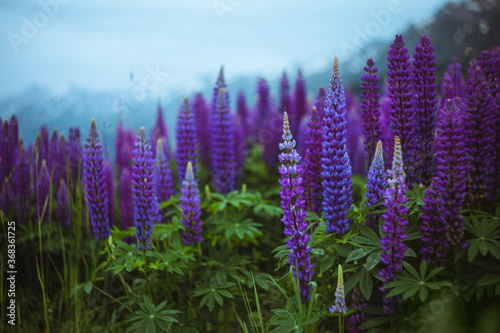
440;57;465;107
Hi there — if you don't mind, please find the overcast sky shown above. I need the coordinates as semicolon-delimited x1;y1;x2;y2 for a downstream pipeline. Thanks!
0;0;461;99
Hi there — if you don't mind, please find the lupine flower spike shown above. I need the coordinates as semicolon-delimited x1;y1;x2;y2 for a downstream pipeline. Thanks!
303;106;323;216
330;264;347;333
379;136;408;314
321;57;353;235
180;161;203;245
176;97;198;181
83;120;110;240
279;112;313;302
57;179;71;228
366;141;387;229
132;127;160;250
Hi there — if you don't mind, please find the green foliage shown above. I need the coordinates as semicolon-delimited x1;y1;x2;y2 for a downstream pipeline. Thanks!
126;298;181;333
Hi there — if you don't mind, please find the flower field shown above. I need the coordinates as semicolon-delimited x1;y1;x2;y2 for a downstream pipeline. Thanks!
1;34;500;332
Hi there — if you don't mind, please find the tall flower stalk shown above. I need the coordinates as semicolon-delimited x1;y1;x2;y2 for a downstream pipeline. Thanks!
366;141;387;229
436;98;467;248
279;112;313;302
329;264;347;332
132;128;160;250
321;57;353;235
387;34;416;185
83;120;110;240
379;136;408;314
412;35;437;186
211;88;236;194
360;57;381;166
176;97;198;181
180;161;203;245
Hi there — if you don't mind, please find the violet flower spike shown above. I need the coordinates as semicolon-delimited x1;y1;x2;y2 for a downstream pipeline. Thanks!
379;136;408;314
211;87;236;194
436;98;467;248
180;161;203;245
36;159;51;225
412;35;437;185
321;57;353;235
360;57;382;166
176;97;198;181
14;140;31;223
387;34;416;185
420;178;448;264
82;120;110;240
279;111;313;302
132;127;160;250
366;141;387;229
119;167;134;230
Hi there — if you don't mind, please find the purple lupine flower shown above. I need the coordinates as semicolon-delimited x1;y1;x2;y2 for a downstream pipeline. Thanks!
104;160;115;226
436;98;467;248
56;179;71;227
36;159;51;224
279;111;313;302
154;138;175;206
68;127;82;189
211;88;236;194
119;167;134;230
212;66;230;112
0;177;14;216
321;57;353;235
348;286;369;333
176;97;198;181
366;141;387;229
464;61;496;202
478;49;500;197
413;35;438;186
360;58;382;167
280;71;291;114
303;106;323;215
82;120;110;240
387;34;416;185
329;264;347;315
379;136;408;314
296;113;309;157
346;95;366;176
292;69;307;139
237;91;249;139
440;57;465;107
151;104;170;159
192;93;211;168
132;127;160;250
14;140;31;223
180;161;203;245
420;178;448;264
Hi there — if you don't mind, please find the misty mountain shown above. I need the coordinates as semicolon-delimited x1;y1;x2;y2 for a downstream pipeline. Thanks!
1;0;499;152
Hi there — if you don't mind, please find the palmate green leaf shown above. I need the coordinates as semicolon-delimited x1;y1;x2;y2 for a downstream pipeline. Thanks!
477;274;500;286
365;251;382;271
359;316;392;330
126;299;180;333
320;254;336;273
360;268;373;300
346;247;377;263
